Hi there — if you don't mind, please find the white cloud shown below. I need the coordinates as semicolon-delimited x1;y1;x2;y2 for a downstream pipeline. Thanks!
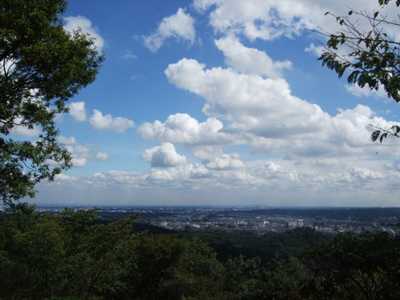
193;0;400;64
165;58;400;159
90;109;135;132
9;117;41;137
165;58;328;135
311;158;343;167
142;142;188;168
346;84;387;98
57;136;77;145
193;0;319;41
122;50;138;59
385;159;400;172
73;145;91;155
194;149;244;170
304;43;325;57
143;8;195;52
69;102;87;122
215;36;292;78
138;113;234;146
95;152;109;160
35;156;400;207
66;143;110;168
349;167;386;180
63;16;105;50
72;157;87;167
54;173;78;183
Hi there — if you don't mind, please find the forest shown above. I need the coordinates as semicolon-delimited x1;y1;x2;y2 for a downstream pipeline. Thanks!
1;204;400;300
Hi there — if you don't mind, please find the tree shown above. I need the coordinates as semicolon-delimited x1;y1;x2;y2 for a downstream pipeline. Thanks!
0;206;139;299
317;0;400;142
0;0;104;205
129;234;225;300
0;206;229;300
302;232;400;300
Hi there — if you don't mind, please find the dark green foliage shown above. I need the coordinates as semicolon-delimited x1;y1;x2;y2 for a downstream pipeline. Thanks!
378;0;400;7
223;255;310;300
0;206;138;299
181;227;330;263
303;232;400;300
0;0;104;205
128;235;225;300
3;207;400;300
0;207;227;300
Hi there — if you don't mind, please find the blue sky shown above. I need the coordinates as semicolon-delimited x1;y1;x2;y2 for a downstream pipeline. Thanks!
22;0;400;207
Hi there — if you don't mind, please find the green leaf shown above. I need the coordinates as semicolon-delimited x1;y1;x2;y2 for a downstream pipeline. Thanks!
380;133;388;143
371;130;380;142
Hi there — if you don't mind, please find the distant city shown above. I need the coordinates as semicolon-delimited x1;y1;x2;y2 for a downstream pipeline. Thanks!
26;205;400;236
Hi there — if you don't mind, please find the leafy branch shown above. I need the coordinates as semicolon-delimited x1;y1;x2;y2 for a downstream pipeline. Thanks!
370;124;400;142
317;0;400;144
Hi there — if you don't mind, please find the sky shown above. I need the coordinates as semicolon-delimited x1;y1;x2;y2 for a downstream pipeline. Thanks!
20;0;400;207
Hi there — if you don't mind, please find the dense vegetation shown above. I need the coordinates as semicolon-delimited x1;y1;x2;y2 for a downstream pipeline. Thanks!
179;228;330;263
1;205;400;300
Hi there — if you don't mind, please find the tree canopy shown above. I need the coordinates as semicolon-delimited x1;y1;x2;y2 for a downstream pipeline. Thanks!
2;205;399;299
317;0;400;142
0;0;104;205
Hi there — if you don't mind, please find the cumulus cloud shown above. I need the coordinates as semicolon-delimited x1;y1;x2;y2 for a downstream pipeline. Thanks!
10;117;42;137
142;142;188;167
194;0;400;43
57;136;77;145
54;173;78;183
69;102;87;122
143;8;195;52
311;158;343;167
90;109;135;132
345;84;387;98
72;157;87;167
66;143;109;168
165;58;400;158
95;152;109;160
63;16;105;50
165;59;328;142
349;167;386;180
304;43;325;56
385;159;400;172
194;149;244;170
193;0;319;41
165;58;303;123
215;36;292;78
138;113;234;146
